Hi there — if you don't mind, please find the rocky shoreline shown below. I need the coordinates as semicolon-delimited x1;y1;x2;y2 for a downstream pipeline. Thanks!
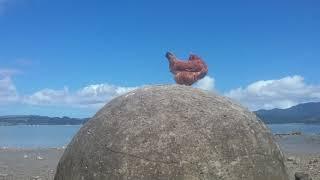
285;152;320;180
0;134;319;180
276;134;320;180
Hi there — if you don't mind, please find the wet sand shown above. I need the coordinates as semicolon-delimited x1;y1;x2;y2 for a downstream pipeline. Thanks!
275;135;320;179
285;152;320;180
0;135;319;180
0;148;64;180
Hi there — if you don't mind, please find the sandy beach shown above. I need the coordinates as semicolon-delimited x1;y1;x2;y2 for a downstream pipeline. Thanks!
276;134;320;179
0;148;64;180
0;135;319;180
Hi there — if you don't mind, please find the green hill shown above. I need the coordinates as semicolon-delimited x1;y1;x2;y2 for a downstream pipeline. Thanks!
255;102;320;124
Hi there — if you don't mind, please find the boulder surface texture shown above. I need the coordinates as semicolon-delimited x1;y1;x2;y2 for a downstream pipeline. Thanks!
55;85;289;180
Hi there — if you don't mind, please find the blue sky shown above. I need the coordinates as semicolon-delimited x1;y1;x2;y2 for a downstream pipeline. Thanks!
1;0;320;117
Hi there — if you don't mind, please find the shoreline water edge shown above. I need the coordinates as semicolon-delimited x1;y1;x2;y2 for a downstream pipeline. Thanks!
0;124;320;179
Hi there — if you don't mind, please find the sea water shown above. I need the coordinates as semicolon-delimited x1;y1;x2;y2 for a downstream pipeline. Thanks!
0;124;319;148
0;125;81;148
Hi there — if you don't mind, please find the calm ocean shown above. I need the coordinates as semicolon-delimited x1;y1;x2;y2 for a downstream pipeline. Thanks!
0;124;319;148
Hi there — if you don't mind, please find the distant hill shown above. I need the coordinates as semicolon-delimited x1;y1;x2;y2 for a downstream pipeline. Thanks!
0;115;89;126
255;102;320;124
2;102;320;125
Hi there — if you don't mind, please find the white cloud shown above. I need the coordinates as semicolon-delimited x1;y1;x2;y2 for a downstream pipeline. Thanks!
225;75;320;110
74;84;137;107
0;68;137;111
194;76;215;91
23;84;138;109
24;87;70;106
3;68;320;114
0;69;19;104
0;68;20;77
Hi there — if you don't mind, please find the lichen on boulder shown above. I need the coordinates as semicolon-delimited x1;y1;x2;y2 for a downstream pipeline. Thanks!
55;85;289;180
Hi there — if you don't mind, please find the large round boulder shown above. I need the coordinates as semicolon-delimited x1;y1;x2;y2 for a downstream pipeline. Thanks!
55;85;289;180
